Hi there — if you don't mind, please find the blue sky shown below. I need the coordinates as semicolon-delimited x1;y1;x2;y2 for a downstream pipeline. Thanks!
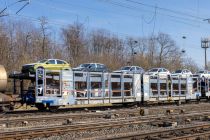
1;0;210;68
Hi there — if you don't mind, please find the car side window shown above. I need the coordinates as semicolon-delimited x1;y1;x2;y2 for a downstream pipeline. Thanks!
89;64;95;68
57;60;66;64
131;67;135;71
101;65;105;68
158;69;162;72
47;60;55;64
98;64;103;68
136;67;140;70
163;69;167;72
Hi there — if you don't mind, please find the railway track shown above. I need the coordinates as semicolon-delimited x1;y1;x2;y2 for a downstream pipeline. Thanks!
0;116;161;139
1;109;210;139
0;101;208;118
1;102;209;119
1;108;210;128
1;103;210;128
1;103;210;139
98;123;210;140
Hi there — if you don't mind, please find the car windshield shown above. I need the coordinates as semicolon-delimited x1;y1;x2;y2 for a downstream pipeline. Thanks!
37;59;47;63
148;68;158;72
79;64;90;68
175;70;182;73
121;66;131;70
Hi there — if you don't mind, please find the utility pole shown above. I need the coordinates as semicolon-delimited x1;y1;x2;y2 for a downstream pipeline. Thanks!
181;36;186;53
25;33;30;52
132;52;137;65
202;18;210;70
130;40;138;65
201;38;209;70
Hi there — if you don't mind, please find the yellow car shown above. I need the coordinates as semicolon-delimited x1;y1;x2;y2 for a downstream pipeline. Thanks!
22;59;71;74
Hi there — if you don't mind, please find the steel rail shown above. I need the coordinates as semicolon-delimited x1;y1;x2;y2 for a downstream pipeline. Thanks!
0;101;208;118
166;130;210;140
0;119;157;139
1;111;210;139
1;109;210;127
98;123;210;140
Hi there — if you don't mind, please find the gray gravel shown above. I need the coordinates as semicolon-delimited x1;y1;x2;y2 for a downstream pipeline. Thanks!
3;102;210;140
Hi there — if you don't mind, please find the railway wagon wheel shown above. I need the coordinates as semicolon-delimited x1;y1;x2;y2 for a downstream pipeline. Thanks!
48;106;59;112
0;105;11;114
35;103;47;111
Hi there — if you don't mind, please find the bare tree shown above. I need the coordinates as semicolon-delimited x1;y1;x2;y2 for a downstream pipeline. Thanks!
184;58;199;72
39;16;49;59
156;33;178;67
88;29;125;70
0;18;199;73
147;37;156;67
62;22;86;66
126;37;138;65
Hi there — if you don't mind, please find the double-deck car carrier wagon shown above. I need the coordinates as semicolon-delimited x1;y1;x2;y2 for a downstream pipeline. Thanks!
34;68;142;111
7;67;210;111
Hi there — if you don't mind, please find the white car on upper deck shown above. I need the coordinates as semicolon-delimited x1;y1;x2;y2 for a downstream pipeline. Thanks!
193;70;210;78
171;69;192;78
146;68;171;77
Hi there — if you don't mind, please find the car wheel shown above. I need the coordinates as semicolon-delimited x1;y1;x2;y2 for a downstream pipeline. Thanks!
0;105;10;113
37;66;44;69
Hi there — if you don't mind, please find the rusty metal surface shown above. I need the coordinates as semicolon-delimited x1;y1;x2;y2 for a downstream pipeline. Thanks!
0;65;7;92
0;93;13;102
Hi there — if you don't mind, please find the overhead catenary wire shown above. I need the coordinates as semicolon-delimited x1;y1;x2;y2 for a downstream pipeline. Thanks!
151;6;157;37
3;14;205;53
4;13;134;39
33;0;210;44
142;6;156;24
141;5;157;37
35;0;146;20
6;12;202;49
2;0;210;31
0;0;30;16
37;0;207;28
99;0;210;35
32;0;210;32
100;0;207;27
4;0;144;39
16;0;30;14
0;0;207;52
34;0;144;38
125;0;204;20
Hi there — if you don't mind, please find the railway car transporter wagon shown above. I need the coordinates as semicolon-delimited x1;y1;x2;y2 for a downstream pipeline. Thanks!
8;65;210;112
28;67;142;111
